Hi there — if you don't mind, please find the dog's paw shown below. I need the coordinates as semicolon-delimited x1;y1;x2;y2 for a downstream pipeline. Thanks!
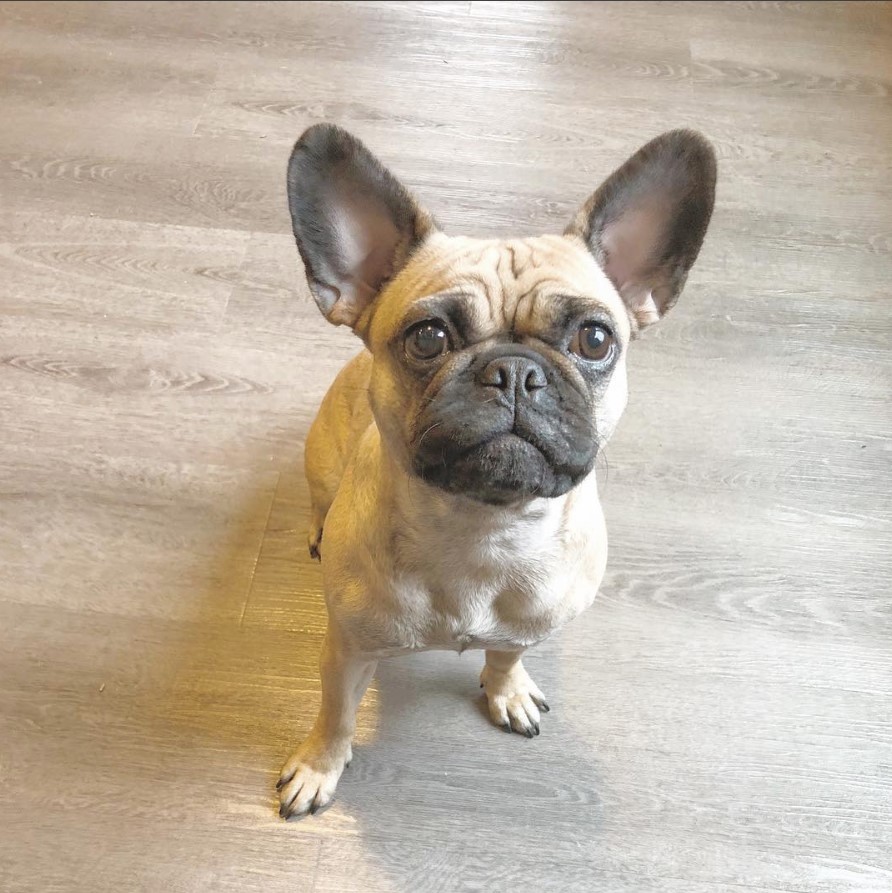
480;662;550;738
276;737;350;820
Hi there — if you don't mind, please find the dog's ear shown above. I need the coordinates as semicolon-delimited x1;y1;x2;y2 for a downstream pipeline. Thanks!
566;130;716;329
287;124;435;329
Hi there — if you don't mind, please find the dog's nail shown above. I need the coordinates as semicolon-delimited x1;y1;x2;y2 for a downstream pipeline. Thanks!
540;701;550;713
283;797;311;821
502;722;511;733
532;723;540;736
525;727;535;739
280;785;302;813
480;683;484;689
279;802;290;819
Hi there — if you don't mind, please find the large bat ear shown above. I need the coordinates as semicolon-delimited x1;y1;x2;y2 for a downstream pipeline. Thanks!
286;124;436;329
566;130;716;330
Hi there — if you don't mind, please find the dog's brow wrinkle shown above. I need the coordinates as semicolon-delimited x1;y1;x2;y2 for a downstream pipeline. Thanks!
530;288;542;326
471;252;502;326
492;281;501;329
454;269;498;328
515;278;565;311
527;249;544;269
506;245;522;281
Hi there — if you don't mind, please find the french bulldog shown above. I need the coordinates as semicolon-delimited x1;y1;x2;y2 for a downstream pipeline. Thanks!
277;124;716;819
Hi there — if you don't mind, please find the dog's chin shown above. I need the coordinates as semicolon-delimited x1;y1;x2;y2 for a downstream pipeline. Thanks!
413;433;585;506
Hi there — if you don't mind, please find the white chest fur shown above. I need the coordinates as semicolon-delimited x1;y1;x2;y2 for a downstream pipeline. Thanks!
323;447;607;656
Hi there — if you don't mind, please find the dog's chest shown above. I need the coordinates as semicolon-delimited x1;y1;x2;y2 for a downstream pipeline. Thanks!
381;517;597;652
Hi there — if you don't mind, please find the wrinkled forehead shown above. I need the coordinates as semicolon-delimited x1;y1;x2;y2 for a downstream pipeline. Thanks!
370;233;631;342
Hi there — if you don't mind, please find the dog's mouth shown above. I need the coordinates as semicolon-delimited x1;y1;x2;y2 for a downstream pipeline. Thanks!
413;430;592;505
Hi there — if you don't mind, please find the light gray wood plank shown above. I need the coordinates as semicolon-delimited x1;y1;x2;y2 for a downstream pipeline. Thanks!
1;2;890;892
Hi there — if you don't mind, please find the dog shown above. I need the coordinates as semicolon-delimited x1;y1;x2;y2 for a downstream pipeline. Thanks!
276;124;716;819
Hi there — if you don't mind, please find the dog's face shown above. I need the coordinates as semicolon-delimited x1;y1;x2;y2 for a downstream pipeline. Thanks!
364;234;630;503
287;125;715;504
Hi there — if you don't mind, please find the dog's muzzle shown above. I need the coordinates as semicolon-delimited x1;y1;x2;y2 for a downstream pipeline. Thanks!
411;347;597;504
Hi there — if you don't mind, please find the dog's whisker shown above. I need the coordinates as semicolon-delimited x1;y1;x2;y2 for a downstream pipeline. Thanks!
416;421;443;450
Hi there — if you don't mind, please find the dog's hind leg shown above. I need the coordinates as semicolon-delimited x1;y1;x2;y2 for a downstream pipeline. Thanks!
307;502;325;561
304;435;336;561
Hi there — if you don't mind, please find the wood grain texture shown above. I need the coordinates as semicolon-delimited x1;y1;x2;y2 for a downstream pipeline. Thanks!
1;2;890;892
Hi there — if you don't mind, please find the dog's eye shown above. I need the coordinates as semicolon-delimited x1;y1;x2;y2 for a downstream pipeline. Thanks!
572;323;615;362
405;321;450;361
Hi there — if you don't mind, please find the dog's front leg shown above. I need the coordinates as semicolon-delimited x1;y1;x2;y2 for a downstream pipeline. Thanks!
480;649;550;738
277;628;376;819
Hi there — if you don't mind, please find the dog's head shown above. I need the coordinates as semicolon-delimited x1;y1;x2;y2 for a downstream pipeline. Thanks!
287;124;715;505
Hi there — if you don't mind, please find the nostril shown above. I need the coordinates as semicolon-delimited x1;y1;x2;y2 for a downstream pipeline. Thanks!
478;357;547;393
480;362;510;390
524;366;547;392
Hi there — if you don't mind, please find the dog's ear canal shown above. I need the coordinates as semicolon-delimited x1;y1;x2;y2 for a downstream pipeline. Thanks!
566;130;716;329
287;124;436;329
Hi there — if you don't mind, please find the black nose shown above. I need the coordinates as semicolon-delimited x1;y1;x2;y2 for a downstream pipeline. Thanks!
478;356;547;396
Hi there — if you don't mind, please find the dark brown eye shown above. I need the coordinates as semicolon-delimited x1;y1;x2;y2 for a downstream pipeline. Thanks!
405;321;450;361
572;323;615;362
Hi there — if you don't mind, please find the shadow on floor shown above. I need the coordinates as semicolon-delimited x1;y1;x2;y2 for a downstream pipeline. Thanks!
135;421;608;888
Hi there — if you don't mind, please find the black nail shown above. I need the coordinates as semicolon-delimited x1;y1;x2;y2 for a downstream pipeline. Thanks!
533;723;540;736
540;701;550;713
480;683;484;688
502;721;511;733
280;787;301;813
278;802;290;819
525;727;535;739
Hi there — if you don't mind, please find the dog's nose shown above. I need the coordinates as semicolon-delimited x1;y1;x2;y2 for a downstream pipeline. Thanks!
478;356;547;396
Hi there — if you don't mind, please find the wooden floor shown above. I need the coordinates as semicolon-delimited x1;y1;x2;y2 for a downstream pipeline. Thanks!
2;2;891;890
